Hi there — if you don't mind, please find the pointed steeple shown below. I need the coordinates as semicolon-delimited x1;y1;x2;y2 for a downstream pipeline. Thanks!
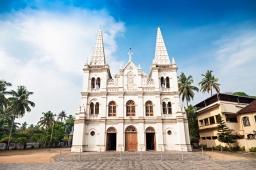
172;57;176;64
153;27;171;65
90;27;106;65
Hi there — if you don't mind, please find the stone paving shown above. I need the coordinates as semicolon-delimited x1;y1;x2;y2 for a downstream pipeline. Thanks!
1;151;256;170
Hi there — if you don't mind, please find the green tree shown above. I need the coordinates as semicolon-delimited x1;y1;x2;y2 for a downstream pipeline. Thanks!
57;110;67;122
178;73;199;106
0;80;12;114
198;70;220;96
217;116;237;150
37;111;55;149
185;105;200;138
233;92;256;99
20;122;28;130
65;115;74;134
7;86;35;148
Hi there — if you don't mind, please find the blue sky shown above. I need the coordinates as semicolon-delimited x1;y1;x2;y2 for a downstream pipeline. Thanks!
0;0;256;125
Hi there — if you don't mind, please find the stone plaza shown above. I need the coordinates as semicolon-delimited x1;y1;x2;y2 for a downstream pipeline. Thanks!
1;151;256;170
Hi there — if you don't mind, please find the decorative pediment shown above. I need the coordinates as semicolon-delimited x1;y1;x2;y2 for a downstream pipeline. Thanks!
123;61;138;71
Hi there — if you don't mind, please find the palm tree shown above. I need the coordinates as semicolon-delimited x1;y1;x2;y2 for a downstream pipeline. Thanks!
20;122;28;130
0;80;12;114
198;70;220;96
37;111;55;150
178;72;199;107
57;110;67;122
7;86;35;149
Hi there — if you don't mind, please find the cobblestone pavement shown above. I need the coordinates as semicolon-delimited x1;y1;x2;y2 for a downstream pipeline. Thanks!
1;151;256;170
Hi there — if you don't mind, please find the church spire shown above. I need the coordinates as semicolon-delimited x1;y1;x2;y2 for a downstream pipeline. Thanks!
153;27;171;65
90;27;106;65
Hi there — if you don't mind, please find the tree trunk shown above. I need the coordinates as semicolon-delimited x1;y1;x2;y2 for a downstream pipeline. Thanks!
7;116;15;150
187;101;188;107
48;124;54;151
44;127;47;148
211;89;212;96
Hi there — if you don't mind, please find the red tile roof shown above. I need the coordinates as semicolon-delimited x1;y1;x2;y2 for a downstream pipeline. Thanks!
237;100;256;114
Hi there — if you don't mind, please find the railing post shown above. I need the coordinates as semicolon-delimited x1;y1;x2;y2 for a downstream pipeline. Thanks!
80;149;81;161
120;148;122;160
140;148;142;160
201;146;204;159
181;148;184;160
100;148;101;160
161;148;162;160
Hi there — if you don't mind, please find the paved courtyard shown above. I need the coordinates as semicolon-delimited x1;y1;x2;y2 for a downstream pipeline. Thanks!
1;151;256;170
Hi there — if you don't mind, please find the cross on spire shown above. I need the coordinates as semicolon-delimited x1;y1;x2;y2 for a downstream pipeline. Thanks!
128;48;133;62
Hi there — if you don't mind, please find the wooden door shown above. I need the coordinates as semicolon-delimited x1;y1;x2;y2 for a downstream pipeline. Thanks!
125;132;137;151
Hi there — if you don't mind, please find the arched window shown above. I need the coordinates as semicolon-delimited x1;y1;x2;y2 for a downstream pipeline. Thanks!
108;101;116;116
96;77;100;88
167;102;172;114
126;100;135;116
242;116;250;127
145;101;153;116
91;78;95;89
162;102;167;114
95;102;99;114
166;77;170;88
161;77;165;88
90;103;94;114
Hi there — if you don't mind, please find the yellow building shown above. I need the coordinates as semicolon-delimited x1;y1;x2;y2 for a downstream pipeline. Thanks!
237;100;256;139
194;93;255;148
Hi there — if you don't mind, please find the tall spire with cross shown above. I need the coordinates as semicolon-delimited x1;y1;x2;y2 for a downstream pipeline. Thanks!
90;27;106;65
153;27;171;65
127;48;133;62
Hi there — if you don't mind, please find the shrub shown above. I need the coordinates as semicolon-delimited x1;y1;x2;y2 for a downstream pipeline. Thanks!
215;145;221;150
249;147;256;152
239;146;245;151
232;146;240;151
200;144;207;149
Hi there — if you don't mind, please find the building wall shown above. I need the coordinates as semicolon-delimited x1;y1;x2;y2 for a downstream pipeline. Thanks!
237;111;256;138
197;102;256;150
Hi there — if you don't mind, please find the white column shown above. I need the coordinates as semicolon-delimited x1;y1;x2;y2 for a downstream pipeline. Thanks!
176;117;187;151
71;122;86;152
155;95;161;117
118;95;124;117
82;70;89;91
184;121;192;151
97;122;106;151
117;122;124;151
101;96;107;117
156;123;164;151
138;123;145;151
138;94;143;117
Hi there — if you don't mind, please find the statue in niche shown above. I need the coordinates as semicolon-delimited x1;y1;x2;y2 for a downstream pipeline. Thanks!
127;71;134;89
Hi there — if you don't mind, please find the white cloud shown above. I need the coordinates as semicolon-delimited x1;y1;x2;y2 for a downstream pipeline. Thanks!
180;29;256;106
214;31;256;94
0;7;125;125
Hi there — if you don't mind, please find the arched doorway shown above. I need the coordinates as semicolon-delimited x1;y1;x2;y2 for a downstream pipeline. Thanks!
106;127;117;151
145;127;155;151
125;125;137;151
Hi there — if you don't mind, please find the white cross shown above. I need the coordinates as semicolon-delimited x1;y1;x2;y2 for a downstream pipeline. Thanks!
127;48;133;62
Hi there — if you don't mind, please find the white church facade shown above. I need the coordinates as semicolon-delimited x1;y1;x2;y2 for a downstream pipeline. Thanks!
71;27;191;152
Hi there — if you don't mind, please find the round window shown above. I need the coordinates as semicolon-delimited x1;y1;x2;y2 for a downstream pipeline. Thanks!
167;130;172;135
90;131;95;136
